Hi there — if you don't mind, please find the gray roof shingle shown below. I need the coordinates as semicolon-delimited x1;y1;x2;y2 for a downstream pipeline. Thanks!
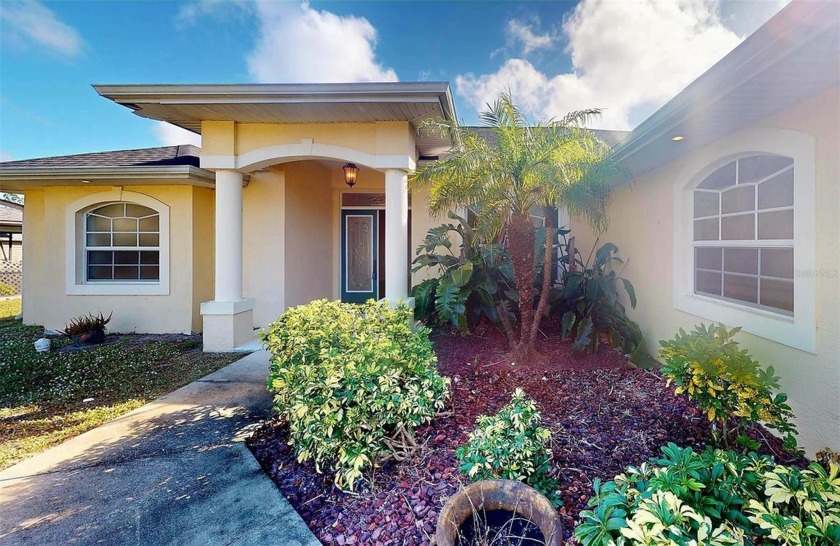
0;145;200;169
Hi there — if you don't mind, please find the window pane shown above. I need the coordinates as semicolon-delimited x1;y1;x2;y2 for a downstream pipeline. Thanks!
696;247;722;270
721;185;755;214
87;233;111;247
694;192;719;218
696;270;722;295
721;213;755;240
114;266;140;280
139;215;159;232
86;215;111;231
760;279;794;313
694;218;719;241
113;233;138;246
139;233;159;247
738;155;793;184
140;251;159;265
113;218;137;232
758;169;794;209
698;161;736;190
126;204;156;218
761;248;794;279
88;250;113;265
91;203;124;218
758;210;793;240
724;248;758;274
88;266;113;280
140;266;159;280
115;251;140;265
724;274;758;304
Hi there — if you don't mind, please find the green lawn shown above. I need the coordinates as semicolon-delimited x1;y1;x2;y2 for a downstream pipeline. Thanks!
0;310;242;470
0;297;22;319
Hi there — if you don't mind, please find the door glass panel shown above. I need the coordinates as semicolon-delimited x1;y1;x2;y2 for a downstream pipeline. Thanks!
346;215;373;292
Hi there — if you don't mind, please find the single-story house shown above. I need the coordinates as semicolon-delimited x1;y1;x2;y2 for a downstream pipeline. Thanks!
0;0;836;453
0;198;23;263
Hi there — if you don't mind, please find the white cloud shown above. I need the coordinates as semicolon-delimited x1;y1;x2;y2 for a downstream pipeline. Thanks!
0;150;13;162
152;122;201;147
456;0;788;130
246;2;397;83
719;0;791;36
0;0;84;57
506;19;554;55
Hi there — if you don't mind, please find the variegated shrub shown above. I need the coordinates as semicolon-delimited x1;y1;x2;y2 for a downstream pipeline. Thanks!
264;299;450;491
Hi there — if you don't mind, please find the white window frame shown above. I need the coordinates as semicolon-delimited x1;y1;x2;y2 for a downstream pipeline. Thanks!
673;128;816;353
65;190;170;296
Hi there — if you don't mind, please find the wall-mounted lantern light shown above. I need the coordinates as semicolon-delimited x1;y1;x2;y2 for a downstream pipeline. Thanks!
343;162;359;188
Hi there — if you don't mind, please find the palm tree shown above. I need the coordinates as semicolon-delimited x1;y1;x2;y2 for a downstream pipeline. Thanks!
410;92;629;361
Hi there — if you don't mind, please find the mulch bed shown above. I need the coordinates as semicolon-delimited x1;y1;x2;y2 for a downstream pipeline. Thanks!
247;325;796;545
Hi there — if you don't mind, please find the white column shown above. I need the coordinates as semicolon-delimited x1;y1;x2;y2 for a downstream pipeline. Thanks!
215;169;243;302
384;169;409;303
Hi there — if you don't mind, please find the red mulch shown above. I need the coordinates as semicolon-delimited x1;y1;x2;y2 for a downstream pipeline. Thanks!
247;325;794;545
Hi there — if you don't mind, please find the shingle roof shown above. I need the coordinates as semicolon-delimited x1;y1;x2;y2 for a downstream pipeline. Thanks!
0;145;200;169
0;200;23;225
468;127;630;149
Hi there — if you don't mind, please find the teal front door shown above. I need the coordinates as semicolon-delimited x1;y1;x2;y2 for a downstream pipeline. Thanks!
341;210;378;303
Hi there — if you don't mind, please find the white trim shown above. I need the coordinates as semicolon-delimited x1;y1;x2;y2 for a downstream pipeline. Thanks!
673;128;816;353
65;190;170;296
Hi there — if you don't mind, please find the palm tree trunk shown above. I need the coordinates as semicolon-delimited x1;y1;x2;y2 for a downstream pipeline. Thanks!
530;223;555;346
507;212;536;360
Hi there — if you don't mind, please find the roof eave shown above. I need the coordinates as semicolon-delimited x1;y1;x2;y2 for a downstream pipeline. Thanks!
0;165;216;191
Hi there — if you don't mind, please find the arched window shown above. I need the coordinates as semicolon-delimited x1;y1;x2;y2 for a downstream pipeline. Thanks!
65;190;170;296
692;154;794;314
84;203;160;282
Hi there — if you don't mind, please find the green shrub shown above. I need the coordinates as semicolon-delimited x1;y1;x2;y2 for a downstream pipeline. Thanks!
455;388;559;505
660;324;798;452
0;282;16;296
575;443;840;546
263;299;450;491
411;211;514;333
552;240;642;355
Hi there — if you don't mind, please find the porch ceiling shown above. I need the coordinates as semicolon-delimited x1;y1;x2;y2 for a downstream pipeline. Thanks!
94;82;457;158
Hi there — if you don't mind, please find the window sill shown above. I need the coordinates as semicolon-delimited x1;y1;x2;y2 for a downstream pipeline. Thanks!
674;292;814;353
66;282;169;296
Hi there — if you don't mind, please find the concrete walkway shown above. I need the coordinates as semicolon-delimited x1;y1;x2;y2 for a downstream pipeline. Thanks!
0;351;320;546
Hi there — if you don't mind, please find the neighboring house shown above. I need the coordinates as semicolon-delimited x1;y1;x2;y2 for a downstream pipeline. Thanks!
0;1;836;451
0;198;23;263
0;198;23;295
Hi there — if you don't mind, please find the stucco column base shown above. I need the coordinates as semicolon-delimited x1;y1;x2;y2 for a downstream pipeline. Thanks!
200;298;255;352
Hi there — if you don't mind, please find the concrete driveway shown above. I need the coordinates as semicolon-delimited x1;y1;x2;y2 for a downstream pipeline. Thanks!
0;350;320;546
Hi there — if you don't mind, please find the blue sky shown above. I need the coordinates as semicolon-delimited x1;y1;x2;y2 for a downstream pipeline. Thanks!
0;0;789;161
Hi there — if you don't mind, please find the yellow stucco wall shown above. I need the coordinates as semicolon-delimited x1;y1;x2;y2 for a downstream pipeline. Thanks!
242;169;286;327
201;121;415;168
21;185;204;334
571;86;840;454
281;162;334;310
191;187;215;332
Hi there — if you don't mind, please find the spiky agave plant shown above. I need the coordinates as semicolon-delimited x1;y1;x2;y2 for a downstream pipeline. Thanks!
61;311;112;343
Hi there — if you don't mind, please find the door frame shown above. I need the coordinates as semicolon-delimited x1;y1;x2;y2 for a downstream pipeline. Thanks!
340;209;379;303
